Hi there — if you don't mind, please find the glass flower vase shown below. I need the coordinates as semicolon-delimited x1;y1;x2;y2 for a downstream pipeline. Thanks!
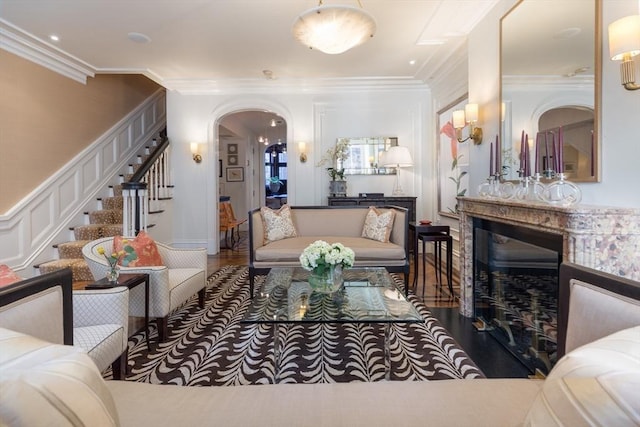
308;265;343;294
106;265;120;283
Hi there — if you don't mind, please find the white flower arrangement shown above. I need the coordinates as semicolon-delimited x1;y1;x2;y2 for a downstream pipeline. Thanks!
317;139;351;180
299;240;355;275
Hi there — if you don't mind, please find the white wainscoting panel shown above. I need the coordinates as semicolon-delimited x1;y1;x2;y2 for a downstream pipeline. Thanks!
0;89;166;276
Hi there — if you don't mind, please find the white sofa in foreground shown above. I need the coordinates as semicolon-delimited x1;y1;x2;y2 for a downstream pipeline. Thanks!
1;263;639;427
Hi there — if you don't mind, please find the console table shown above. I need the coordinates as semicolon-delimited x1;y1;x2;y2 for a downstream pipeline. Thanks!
327;195;417;222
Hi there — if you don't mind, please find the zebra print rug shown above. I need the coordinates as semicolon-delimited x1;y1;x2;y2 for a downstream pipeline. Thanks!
121;266;484;385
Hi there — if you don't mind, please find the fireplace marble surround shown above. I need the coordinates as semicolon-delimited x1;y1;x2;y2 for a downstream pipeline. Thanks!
458;197;640;317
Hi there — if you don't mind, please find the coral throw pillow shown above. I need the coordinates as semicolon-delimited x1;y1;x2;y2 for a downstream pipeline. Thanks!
113;231;163;267
260;204;298;244
0;264;22;287
361;207;396;243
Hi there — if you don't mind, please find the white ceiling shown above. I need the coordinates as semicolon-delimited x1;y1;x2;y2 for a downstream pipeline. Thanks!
0;0;499;88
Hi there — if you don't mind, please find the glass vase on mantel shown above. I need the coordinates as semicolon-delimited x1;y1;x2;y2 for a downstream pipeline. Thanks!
308;265;344;294
106;264;120;284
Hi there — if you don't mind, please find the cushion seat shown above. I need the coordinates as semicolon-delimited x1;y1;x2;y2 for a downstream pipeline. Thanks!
73;324;125;374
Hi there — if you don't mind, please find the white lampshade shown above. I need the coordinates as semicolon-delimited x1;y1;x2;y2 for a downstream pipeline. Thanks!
292;4;376;55
465;103;479;123
452;110;466;129
609;15;640;60
382;146;413;168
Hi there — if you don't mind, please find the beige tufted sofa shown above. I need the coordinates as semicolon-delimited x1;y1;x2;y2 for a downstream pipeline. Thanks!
0;263;639;427
83;237;207;341
249;205;410;297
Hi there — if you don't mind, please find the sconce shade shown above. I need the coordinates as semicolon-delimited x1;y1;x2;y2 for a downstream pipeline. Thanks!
298;141;308;163
609;15;640;60
452;110;466;129
382;146;413;168
292;3;376;55
190;143;198;154
464;103;479;123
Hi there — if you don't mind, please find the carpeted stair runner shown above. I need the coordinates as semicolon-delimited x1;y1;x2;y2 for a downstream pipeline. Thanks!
37;146;156;284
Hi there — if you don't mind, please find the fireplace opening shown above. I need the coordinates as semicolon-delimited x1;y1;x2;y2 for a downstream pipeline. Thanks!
473;218;562;375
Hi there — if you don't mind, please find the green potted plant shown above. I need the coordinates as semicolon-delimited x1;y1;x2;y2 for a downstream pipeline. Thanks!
268;176;283;193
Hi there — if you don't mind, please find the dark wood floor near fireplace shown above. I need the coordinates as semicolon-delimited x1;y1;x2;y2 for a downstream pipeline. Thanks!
209;232;529;378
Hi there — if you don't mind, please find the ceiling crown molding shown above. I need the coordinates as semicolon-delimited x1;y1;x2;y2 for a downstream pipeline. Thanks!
0;18;95;84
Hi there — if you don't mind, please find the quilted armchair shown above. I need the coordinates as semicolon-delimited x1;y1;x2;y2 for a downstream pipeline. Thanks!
82;237;207;341
73;287;129;379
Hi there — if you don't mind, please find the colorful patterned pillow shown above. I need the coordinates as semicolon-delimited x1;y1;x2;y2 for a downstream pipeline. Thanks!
113;231;163;267
260;204;298;244
0;265;22;287
361;207;396;243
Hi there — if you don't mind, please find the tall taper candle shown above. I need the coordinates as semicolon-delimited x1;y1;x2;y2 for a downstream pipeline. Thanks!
534;132;540;174
558;126;564;173
544;132;549;170
490;141;494;176
550;132;557;172
520;130;525;171
495;134;500;176
525;136;531;177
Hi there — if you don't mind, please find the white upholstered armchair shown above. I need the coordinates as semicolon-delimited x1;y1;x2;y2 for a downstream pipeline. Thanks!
82;237;207;341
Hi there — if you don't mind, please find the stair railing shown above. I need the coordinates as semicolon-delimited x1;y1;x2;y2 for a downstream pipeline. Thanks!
122;134;171;236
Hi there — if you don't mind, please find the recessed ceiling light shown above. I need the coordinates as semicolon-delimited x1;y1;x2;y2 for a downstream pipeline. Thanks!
127;32;151;44
409;59;416;66
49;34;59;42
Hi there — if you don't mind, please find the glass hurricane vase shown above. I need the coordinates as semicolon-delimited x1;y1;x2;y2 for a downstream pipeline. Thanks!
308;265;343;294
106;264;120;283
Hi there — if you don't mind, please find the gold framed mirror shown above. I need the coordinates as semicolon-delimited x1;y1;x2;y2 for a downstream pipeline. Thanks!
500;0;601;182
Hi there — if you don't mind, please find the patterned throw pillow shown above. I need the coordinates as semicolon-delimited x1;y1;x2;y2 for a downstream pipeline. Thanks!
113;231;163;267
361;207;396;243
260;204;298;244
0;265;22;287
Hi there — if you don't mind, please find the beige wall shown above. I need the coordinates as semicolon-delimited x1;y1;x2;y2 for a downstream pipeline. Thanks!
0;50;161;213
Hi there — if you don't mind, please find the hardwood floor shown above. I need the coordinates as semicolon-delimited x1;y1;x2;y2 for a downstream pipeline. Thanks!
209;231;529;378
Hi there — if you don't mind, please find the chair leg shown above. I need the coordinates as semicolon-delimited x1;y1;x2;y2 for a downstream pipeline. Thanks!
111;350;128;380
157;316;169;342
198;288;205;308
249;269;255;298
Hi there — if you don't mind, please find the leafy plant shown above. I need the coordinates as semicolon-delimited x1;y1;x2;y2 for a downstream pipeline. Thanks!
269;176;283;185
448;154;468;214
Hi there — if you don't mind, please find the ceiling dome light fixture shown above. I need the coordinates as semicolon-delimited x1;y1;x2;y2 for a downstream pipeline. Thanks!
292;0;376;55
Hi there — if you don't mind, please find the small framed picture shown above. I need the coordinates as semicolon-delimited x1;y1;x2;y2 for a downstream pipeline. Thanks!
227;144;238;154
226;167;244;182
228;155;238;166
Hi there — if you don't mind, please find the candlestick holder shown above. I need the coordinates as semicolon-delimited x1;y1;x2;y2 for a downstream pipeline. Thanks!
542;169;555;180
515;175;545;202
478;175;516;199
539;173;581;206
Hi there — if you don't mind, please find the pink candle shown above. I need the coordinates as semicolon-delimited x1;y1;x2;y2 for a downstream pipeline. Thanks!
490;142;494;175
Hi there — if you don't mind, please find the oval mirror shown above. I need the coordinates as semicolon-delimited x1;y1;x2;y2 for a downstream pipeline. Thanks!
500;0;601;182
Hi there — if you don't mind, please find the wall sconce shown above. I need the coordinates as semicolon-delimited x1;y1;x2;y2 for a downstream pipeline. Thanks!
609;14;640;91
190;142;202;163
298;141;308;163
452;103;483;144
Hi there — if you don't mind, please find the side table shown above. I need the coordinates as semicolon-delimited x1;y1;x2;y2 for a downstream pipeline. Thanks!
408;222;452;295
86;273;150;349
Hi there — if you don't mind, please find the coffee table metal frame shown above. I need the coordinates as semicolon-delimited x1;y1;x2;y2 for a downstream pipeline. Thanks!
242;267;423;382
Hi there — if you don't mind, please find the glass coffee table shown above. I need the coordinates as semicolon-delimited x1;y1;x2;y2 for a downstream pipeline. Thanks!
242;267;423;381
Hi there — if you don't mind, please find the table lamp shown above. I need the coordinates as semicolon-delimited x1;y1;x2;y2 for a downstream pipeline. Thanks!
382;146;413;195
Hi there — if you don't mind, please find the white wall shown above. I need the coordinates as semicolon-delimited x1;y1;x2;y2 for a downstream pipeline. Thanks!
167;88;431;252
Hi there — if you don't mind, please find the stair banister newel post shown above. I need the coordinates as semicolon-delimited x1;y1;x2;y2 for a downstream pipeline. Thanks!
121;182;148;236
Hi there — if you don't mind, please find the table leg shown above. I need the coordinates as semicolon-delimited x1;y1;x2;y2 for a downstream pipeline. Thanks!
272;310;284;383
412;229;419;291
384;323;391;381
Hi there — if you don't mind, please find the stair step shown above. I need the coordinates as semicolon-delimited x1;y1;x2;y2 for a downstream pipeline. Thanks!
101;196;123;210
57;240;91;259
89;209;122;225
73;224;123;240
38;259;94;282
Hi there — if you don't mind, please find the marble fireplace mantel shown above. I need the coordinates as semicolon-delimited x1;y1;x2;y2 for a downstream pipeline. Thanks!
457;197;640;317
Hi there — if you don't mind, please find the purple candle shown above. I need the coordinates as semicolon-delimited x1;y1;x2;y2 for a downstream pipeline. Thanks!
534;132;541;174
490;141;494;176
558;127;564;173
524;134;530;177
544;132;549;170
550;132;557;172
520;130;525;171
495;134;500;176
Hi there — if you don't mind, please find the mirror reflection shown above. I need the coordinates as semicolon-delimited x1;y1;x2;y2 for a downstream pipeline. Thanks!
500;0;600;182
338;137;398;175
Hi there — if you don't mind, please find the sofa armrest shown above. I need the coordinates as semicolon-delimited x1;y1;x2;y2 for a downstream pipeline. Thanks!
156;243;207;272
73;287;129;332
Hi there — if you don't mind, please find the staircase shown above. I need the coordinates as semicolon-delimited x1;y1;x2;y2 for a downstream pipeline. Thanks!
37;138;170;286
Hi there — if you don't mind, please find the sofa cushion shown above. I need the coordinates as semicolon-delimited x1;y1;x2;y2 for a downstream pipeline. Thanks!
0;265;21;287
260;205;298;244
361;207;395;243
114;231;163;267
0;327;120;426
524;325;640;426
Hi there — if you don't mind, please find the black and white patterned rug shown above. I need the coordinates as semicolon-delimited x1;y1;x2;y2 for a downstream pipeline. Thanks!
120;266;484;385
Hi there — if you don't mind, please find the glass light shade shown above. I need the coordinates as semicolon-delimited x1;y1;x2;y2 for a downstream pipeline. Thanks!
298;141;306;152
465;103;479;123
190;142;199;154
292;5;376;55
382;146;413;168
608;15;640;60
452;110;466;129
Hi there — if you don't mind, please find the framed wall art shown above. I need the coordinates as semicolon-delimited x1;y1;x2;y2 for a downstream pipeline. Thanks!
228;155;238;166
226;167;244;182
227;143;238;154
437;95;470;217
